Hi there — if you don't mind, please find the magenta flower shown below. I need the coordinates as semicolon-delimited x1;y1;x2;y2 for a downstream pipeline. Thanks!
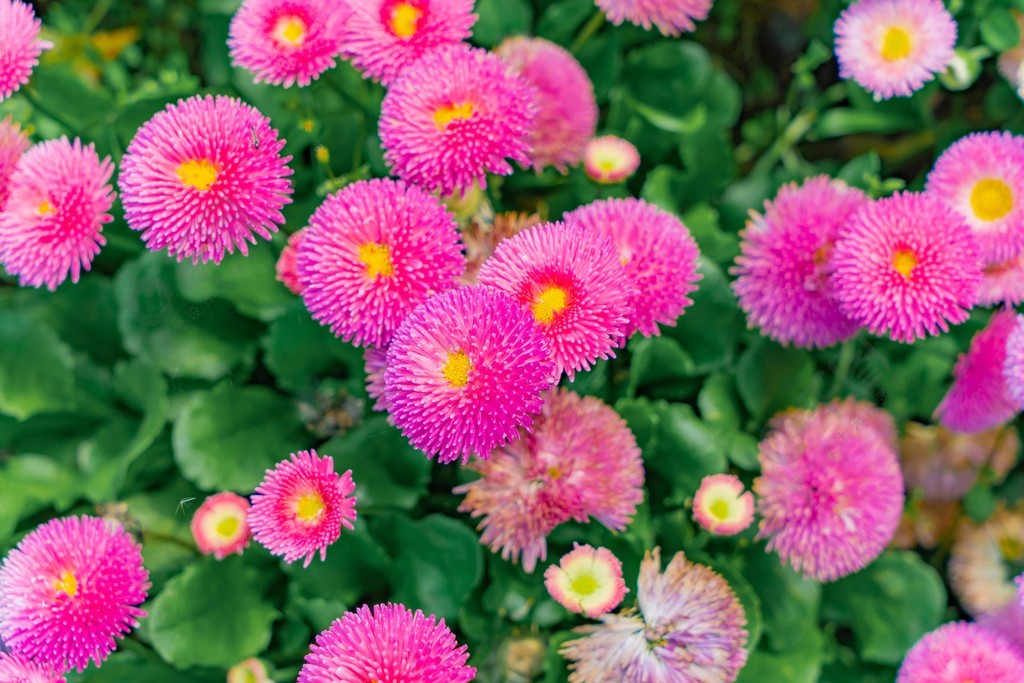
0;137;114;290
980;255;1024;307
0;116;29;209
229;0;346;87
897;622;1024;683
338;0;476;86
545;544;627;618
299;603;475;683
831;192;982;343
1004;314;1024;409
595;0;714;36
248;450;357;567
0;516;149;673
296;178;464;348
497;36;597;173
693;474;755;536
455;388;644;572
478;221;634;381
190;492;252;560
583;135;640;184
385;286;555;464
0;652;64;683
119;94;294;264
379;44;534;197
834;0;957;100
364;346;389;412
732;176;866;348
275;229;305;295
0;0;51;101
566;198;701;338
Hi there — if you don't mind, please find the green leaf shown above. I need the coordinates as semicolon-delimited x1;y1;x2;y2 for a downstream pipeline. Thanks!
981;9;1022;52
27;275;126;366
744;547;822;652
736;629;825;683
73;651;221;683
626;335;696;399
473;0;533;47
736;339;821;423
175;247;293;322
623;42;712;127
262;301;365;393
0;312;75;420
667;258;741;374
653;402;728;494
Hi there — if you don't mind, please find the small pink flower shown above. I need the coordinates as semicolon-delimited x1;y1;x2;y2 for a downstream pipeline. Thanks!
0;0;52;101
0;116;30;209
595;0;714;36
693;474;755;536
583;135;640;184
897;622;1024;683
0;652;65;683
275;229;305;295
544;544;627;618
228;658;272;683
190;492;252;560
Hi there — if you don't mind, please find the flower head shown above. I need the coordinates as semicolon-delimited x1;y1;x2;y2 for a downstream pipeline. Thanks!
901;422;1019;502
379;44;534;197
595;0;714;36
119;95;294;264
1004;313;1024;409
385;286;555;464
583;135;640;184
834;0;957;100
497;37;597;173
338;0;476;86
478;221;634;381
0;116;29;209
731;176;866;348
228;658;272;683
897;622;1024;683
950;504;1024;616
298;603;475;683
228;0;346;87
0;652;64;683
566;198;701;338
0;516;149;673
831;192;982;343
276;229;305;295
0;0;51;101
190;492;252;560
545;544;627;618
693;474;755;536
296;178;464;348
456;388;644;572
248;450;357;567
0;137;114;290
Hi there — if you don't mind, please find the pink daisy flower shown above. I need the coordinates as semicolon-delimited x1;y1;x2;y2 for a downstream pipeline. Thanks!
0;0;52;101
229;0;345;88
338;0;476;86
248;449;357;567
831;192;982;343
693;474;755;536
897;622;1024;683
296;178;464;348
0;516;149;673
228;659;272;683
822;396;899;448
300;603;475;683
755;401;905;582
0;652;64;683
477;221;634;381
980;255;1024;306
190;492;252;560
544;544;627;618
385;286;555;464
1004;314;1024;409
834;0;957;100
118;94;294;264
562;548;748;683
935;309;1018;433
0;137;114;291
378;44;534;197
926;132;1024;263
595;0;714;36
731;176;867;348
275;229;305;295
583;135;640;184
496;37;597;173
455;388;644;572
364;346;389;412
565;198;701;338
0;116;29;209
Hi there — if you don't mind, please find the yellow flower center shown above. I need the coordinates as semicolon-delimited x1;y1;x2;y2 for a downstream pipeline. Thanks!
273;16;307;47
37;200;54;216
216;516;240;538
532;286;569;324
893;249;917;279
442;350;471;387
390;2;423;38
54;570;78;598
296;492;326;524
970;178;1014;222
358;243;394;278
570;574;599;596
709;498;731;521
881;27;912;61
239;670;258;683
598;158;618;172
177;159;218;191
434;102;475;129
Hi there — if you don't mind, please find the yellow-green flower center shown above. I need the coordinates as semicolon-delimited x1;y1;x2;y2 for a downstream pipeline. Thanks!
216;516;240;538
709;498;731;521
296;492;326;524
273;16;307;47
570;574;599;596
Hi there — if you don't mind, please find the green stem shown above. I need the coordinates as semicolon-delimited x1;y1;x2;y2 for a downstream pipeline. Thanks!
103;230;143;254
571;10;606;54
327;78;375;119
830;336;857;397
122;634;164;664
20;89;80;136
85;0;114;33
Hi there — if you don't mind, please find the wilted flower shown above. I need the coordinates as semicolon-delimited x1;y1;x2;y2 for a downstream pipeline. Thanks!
190;492;252;560
949;504;1024;616
583;135;640;184
545;544;627;618
900;422;1019;502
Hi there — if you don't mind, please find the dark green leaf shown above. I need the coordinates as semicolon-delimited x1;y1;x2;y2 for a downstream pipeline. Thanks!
0;312;75;420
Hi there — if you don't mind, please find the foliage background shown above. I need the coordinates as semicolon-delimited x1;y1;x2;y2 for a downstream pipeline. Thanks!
3;0;1024;680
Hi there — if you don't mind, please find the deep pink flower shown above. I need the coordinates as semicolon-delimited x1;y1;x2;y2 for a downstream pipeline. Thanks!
583;135;640;184
980;255;1024;307
0;652;64;683
1004;314;1024;409
0;137;114;290
0;0;52;101
0;116;29;209
299;603;475;683
545;544;628;618
119;95;294;264
276;229;305;295
190;492;252;560
897;622;1024;683
379;44;534;197
693;474;755;536
595;0;714;36
0;516;150;673
249;450;357;567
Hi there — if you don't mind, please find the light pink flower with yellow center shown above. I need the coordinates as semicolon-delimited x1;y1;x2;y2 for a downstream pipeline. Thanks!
228;658;272;683
692;474;755;536
190;492;252;560
595;0;714;36
583;135;640;184
544;544;627;618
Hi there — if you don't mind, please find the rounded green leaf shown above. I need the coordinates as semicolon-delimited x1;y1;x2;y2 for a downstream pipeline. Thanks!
0;312;75;420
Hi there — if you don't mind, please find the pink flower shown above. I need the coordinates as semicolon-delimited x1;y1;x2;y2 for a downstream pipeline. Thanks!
897;622;1024;683
455;388;644;572
385;286;555;464
364;346;389;412
228;0;346;87
0;137;114;290
583;135;640;184
544;544;627;618
338;0;476;86
595;0;714;36
834;0;957;100
0;0;52;101
190;492;252;560
275;229;305;295
693;474;755;536
0;516;149;673
299;603;475;683
496;37;597;173
379;44;534;197
980;255;1024;307
831;192;982;343
296;178;464;348
248;450;357;567
119;95;294;264
755;401;905;582
478;221;634;381
0;116;29;209
1004;314;1024;409
0;652;65;683
732;176;866;348
565;198;701;338
228;659;272;683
